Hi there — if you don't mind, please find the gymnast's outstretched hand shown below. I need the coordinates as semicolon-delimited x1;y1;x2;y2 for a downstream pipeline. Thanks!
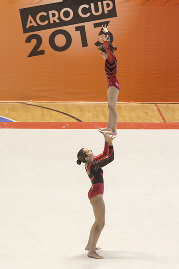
98;24;109;42
100;131;116;143
102;24;108;34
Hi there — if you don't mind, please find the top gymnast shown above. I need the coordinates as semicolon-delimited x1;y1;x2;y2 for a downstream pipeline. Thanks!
77;132;115;259
98;25;120;136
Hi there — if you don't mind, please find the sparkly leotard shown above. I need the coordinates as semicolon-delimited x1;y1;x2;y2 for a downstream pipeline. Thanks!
104;38;120;90
85;142;114;200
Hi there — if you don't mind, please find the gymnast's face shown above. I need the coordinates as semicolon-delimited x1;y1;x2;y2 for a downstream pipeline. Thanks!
84;148;95;163
100;51;108;60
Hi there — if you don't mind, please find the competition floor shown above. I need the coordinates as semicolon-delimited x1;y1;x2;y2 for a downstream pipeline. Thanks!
0;102;179;269
0;102;179;123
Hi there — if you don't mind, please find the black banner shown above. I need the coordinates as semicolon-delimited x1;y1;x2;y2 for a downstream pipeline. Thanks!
19;0;117;34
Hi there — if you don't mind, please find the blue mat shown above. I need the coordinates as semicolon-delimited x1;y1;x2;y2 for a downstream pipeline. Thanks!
0;117;15;122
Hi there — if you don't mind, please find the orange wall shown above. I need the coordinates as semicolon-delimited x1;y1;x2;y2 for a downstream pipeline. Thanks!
0;0;179;102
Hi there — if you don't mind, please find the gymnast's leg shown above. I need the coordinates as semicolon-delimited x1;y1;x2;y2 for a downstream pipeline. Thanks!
107;86;119;135
86;194;105;259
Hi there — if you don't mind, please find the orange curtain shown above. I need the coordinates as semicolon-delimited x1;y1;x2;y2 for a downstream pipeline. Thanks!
0;0;179;102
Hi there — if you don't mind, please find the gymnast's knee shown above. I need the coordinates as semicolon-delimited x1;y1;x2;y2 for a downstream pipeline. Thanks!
108;103;117;113
108;103;114;110
96;219;105;230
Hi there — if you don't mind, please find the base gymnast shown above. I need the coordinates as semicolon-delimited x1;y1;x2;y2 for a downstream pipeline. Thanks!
77;132;115;259
98;25;120;136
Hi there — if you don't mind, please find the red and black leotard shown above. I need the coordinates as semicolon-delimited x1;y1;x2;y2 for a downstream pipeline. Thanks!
85;142;114;200
104;37;120;90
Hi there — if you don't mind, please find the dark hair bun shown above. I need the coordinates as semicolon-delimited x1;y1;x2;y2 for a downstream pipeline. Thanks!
98;44;105;52
77;159;81;165
98;43;117;53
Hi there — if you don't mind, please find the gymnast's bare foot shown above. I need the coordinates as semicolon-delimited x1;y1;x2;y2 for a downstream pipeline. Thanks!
108;130;117;136
88;251;104;259
98;127;111;133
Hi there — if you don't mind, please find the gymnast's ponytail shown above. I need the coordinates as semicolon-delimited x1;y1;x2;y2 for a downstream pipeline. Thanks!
77;159;82;165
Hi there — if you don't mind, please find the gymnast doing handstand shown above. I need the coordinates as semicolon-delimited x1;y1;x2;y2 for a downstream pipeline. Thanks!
98;25;120;136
